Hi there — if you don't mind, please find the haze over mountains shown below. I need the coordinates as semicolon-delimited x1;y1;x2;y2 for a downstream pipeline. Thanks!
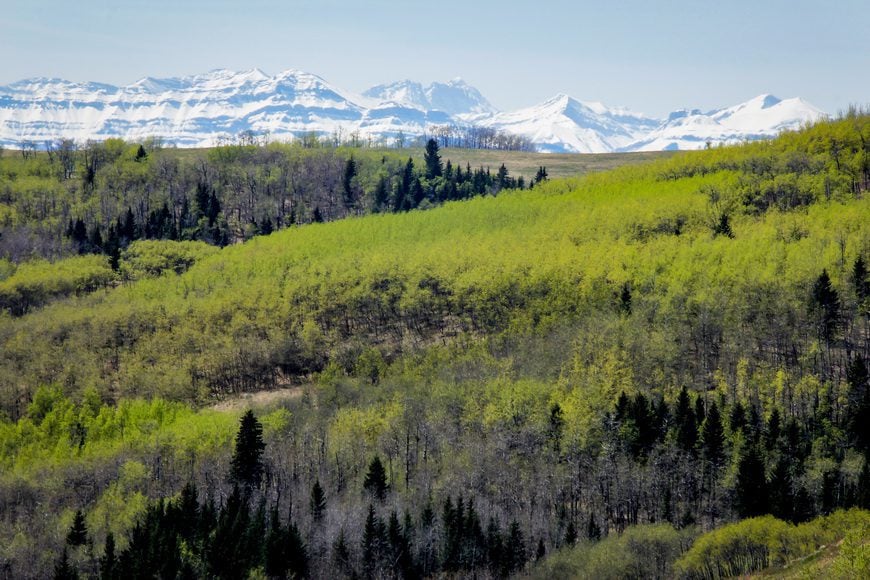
0;68;827;153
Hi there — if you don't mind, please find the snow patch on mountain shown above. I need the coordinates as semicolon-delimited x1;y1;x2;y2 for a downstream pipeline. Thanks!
0;69;828;152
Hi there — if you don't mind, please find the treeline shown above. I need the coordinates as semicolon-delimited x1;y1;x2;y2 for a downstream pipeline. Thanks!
427;124;537;151
0;137;545;263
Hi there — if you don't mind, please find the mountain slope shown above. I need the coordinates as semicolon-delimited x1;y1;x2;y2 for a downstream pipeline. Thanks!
0;68;827;151
627;94;827;151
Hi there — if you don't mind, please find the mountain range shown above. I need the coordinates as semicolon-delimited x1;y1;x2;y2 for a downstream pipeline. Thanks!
0;68;828;153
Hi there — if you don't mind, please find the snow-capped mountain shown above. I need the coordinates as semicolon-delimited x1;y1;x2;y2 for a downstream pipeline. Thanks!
0;68;828;152
480;93;659;153
363;78;495;122
627;94;827;152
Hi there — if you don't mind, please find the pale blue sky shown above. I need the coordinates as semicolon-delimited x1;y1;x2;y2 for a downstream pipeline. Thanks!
1;0;866;117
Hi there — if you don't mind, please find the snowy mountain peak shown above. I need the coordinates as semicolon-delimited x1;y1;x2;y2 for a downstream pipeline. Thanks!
0;69;829;153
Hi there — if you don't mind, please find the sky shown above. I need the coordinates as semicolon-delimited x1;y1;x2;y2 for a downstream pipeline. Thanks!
1;0;867;117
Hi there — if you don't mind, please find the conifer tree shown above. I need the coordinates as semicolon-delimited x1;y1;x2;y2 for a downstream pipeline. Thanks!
812;269;841;343
287;520;309;579
504;520;526;575
853;256;869;307
564;520;577;546
54;548;79;580
700;401;725;468
363;456;388;502
423;139;442;179
674;387;698;453
230;410;266;489
99;533;117;580
735;445;769;518
66;510;89;547
310;480;326;522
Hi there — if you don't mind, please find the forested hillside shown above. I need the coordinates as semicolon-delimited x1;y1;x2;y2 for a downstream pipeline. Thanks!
0;111;869;578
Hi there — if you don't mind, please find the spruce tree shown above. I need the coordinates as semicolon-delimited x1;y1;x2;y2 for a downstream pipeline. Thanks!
735;445;769;518
812;269;841;343
66;510;89;547
363;456;388;502
674;387;698;453
99;533;117;580
310;480;326;522
423;139;442;179
54;548;79;580
700;401;725;468
230;410;266;489
853;256;869;308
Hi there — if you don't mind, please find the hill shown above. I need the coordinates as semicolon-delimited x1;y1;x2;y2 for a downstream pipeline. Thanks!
0;112;868;578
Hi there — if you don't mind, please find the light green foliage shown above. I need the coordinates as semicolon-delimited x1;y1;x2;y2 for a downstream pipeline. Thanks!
0;389;238;476
529;524;697;580
674;509;870;579
0;254;114;315
119;239;219;280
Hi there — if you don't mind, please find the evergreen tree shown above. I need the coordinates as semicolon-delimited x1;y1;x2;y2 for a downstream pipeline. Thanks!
343;156;357;207
504;520;526;575
485;517;504;576
700;401;725;468
847;356;870;452
423;139;442;179
265;508;287;578
66;509;89;547
535;538;546;561
564;520;577;546
586;513;601;541
619;282;632;315
135;144;148;161
373;176;390;212
332;528;353;578
99;533;117;580
54;548;79;580
230;410;266;489
765;408;782;451
362;504;385;578
363;455;388;502
310;480;326;522
286;521;309;579
853;255;869;307
713;212;734;238
729;400;747;435
312;206;324;223
735;445;769;518
812;269;840;343
674;387;698;453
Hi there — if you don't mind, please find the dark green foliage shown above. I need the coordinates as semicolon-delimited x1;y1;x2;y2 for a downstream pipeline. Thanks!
310;479;326;521
230;410;265;489
362;504;386;578
423;139;442;180
853;255;869;306
847;356;870;452
713;212;734;238
735;446;769;518
54;548;79;580
587;513;601;541
619;282;632;315
363;455;388;502
564;520;578;545
700;402;725;467
674;387;698;454
504;520;526;575
812;269;841;343
729;400;747;435
66;510;88;547
99;533;117;580
332;528;353;578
